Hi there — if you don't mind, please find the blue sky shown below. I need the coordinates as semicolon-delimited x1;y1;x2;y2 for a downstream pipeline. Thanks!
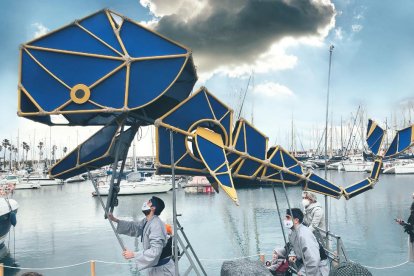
1;0;413;156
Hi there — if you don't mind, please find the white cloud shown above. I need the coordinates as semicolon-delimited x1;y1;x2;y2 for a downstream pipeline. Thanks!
253;82;295;99
351;24;363;32
31;22;49;38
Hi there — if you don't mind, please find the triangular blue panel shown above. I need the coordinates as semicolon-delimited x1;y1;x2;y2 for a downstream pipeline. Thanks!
207;94;228;121
385;135;398;157
62;101;102;111
31;25;119;56
90;66;126;108
21;51;69;111
398;127;412;152
216;174;232;188
120;20;187;58
196;136;225;170
27;48;123;87
79;11;123;54
234;123;246;152
270;150;283;167
176;154;205;170
128;58;186;108
245;123;266;159
20;90;40;113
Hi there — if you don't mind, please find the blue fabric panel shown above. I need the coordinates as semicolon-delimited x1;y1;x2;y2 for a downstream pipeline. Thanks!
196;135;226;170
207;94;228;121
90;66;126;108
367;119;373;136
268;173;282;181
265;167;279;177
20;90;39;113
344;179;371;194
282;172;301;183
79;124;118;163
79;11;123;54
366;126;384;155
176;153;205;170
157;128;187;165
307;181;341;197
216;173;232;188
120;20;187;58
128;58;186;108
237;159;261;176
346;185;373;199
216;164;229;174
220;113;232;143
308;173;342;193
245;124;266;159
385;135;398;157
163;91;214;130
62;101;102;111
31;25;118;56
28;49;123;88
50;150;78;176
234;123;246;152
282;151;297;168
288;165;303;175
398;127;412;152
267;147;277;159
226;152;240;167
158;167;208;176
370;160;382;180
270;150;284;167
21;51;69;111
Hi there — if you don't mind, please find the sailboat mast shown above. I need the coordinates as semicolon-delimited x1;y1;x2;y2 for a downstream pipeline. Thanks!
324;45;334;235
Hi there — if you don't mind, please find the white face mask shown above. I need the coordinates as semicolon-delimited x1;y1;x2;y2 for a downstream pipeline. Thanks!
141;201;151;211
284;219;294;229
302;199;310;208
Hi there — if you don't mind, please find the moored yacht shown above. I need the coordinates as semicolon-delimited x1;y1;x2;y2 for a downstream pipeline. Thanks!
0;197;18;257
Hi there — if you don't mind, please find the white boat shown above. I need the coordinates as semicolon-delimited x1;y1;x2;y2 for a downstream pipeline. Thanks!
0;175;41;190
0;197;18;256
22;173;64;186
342;155;372;172
65;175;86;183
383;160;414;174
92;172;172;196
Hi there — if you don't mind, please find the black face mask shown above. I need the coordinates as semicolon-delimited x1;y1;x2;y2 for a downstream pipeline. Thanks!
142;209;151;216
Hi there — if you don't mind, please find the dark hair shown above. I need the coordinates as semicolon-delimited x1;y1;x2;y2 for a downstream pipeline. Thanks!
411;202;414;212
151;196;165;215
286;208;304;223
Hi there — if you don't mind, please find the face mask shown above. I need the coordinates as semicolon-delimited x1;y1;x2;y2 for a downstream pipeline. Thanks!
284;219;293;229
142;201;151;215
302;199;310;208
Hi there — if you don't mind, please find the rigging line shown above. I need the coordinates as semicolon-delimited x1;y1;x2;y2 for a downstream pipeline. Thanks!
353;260;409;270
271;181;287;246
237;74;252;120
344;106;361;156
280;173;309;276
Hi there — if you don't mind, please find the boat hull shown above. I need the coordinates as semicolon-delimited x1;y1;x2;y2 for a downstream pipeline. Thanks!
93;183;172;196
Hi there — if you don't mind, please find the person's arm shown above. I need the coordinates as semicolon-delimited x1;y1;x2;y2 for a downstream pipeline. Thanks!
309;207;323;232
133;220;165;270
297;233;320;276
108;213;145;237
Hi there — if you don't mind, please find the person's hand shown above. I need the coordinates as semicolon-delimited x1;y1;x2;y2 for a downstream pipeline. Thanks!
288;256;297;263
122;250;134;259
108;213;119;223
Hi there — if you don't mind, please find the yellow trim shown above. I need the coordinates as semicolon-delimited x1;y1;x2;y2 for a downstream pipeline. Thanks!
342;178;372;200
131;54;188;62
243;122;247;153
89;62;127;89
23;48;71;90
124;63;131;107
70;84;91;104
412;125;414;142
88;100;106;109
55;99;73;111
24;45;125;61
234;159;245;175
19;86;44;112
203;91;217;120
174;152;189;167
76;22;123;57
232;120;243;148
105;10;128;56
367;120;377;138
214;162;227;173
195;127;224;148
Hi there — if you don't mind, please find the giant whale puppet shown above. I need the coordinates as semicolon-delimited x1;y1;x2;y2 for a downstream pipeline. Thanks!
17;9;414;208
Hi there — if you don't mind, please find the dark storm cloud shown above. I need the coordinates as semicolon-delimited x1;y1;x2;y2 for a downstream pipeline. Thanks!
154;0;336;71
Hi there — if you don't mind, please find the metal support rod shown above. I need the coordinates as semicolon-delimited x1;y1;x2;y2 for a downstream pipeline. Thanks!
324;45;334;246
110;155;127;214
88;169;126;251
170;131;179;276
105;123;125;216
271;182;287;245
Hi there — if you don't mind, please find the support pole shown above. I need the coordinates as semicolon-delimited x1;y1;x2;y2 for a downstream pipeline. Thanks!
271;182;287;245
88;169;126;251
170;131;179;276
90;260;96;276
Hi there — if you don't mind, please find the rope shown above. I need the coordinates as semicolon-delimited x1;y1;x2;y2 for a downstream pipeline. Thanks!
199;254;262;262
1;261;91;270
352;260;410;270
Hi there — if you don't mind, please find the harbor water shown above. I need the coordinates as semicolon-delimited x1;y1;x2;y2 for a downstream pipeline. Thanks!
3;171;414;275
